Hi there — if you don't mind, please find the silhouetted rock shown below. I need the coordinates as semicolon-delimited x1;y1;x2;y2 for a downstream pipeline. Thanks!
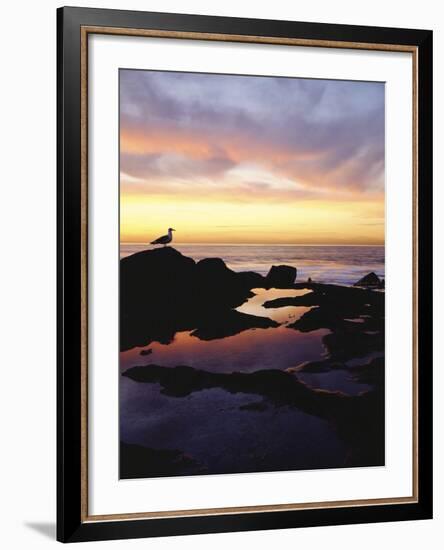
323;331;384;360
265;265;297;288
353;272;383;288
120;442;204;479
120;247;197;350
191;309;278;340
265;283;383;312
120;248;385;389
195;257;254;309
265;284;384;332
120;247;272;350
289;360;345;373
120;249;386;473
263;283;384;365
351;357;385;388
122;364;346;409
237;270;266;289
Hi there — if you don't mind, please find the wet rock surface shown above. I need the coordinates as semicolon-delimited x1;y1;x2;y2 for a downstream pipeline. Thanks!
120;248;385;477
264;282;384;360
120;247;294;350
190;309;279;340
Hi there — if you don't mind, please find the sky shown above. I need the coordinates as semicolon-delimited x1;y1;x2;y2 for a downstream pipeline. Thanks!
120;69;385;245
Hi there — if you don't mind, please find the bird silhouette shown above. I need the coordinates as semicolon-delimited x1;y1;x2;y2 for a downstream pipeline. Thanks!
150;227;176;247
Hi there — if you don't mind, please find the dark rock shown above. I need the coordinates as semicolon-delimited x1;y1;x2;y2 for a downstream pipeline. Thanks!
290;306;348;332
263;292;319;309
266;284;383;311
265;265;297;288
120;247;197;350
120;247;270;350
140;348;153;356
266;283;385;366
195;257;254;309
271;284;385;334
237;270;266;289
337;388;385;467
191;309;278;340
290;360;346;373
323;331;384;361
122;364;346;410
353;272;383;288
120;442;204;479
351;357;385;388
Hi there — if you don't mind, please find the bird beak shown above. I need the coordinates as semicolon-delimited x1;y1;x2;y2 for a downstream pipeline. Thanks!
172;228;176;231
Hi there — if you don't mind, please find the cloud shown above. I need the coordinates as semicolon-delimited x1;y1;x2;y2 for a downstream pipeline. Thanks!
121;147;235;182
119;69;385;201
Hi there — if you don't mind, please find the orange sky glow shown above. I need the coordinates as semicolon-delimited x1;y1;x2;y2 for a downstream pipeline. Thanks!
120;70;385;245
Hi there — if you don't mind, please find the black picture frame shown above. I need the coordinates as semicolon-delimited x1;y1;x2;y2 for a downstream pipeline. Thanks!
57;6;433;543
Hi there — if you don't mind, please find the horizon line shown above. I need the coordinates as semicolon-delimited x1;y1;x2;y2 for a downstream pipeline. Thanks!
120;241;385;247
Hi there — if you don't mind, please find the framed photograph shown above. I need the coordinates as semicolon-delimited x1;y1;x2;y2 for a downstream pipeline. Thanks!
57;6;433;543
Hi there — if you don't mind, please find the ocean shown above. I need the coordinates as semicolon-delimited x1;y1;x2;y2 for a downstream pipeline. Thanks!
120;243;384;286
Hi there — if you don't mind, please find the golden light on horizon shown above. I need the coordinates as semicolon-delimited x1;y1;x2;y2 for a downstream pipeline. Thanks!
120;192;384;245
119;71;385;247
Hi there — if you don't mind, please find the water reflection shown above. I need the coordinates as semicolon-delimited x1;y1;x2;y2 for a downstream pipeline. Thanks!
296;370;372;396
120;325;329;374
236;288;311;324
120;288;326;374
119;285;380;477
120;381;347;475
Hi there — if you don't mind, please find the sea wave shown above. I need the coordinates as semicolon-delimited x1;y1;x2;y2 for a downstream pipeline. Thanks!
120;243;384;286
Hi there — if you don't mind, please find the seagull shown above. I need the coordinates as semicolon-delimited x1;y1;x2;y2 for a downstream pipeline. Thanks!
150;227;176;247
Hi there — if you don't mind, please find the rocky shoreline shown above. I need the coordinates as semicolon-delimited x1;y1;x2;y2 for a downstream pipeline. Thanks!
120;247;296;350
120;246;385;477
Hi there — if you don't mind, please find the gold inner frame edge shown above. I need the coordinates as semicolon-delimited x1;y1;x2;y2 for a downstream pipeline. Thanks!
79;25;419;523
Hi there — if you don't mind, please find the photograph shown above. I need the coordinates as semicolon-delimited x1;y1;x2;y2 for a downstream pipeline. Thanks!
118;69;386;479
53;5;433;543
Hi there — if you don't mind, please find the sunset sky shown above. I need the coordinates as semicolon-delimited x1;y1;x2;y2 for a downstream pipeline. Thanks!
120;70;385;245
